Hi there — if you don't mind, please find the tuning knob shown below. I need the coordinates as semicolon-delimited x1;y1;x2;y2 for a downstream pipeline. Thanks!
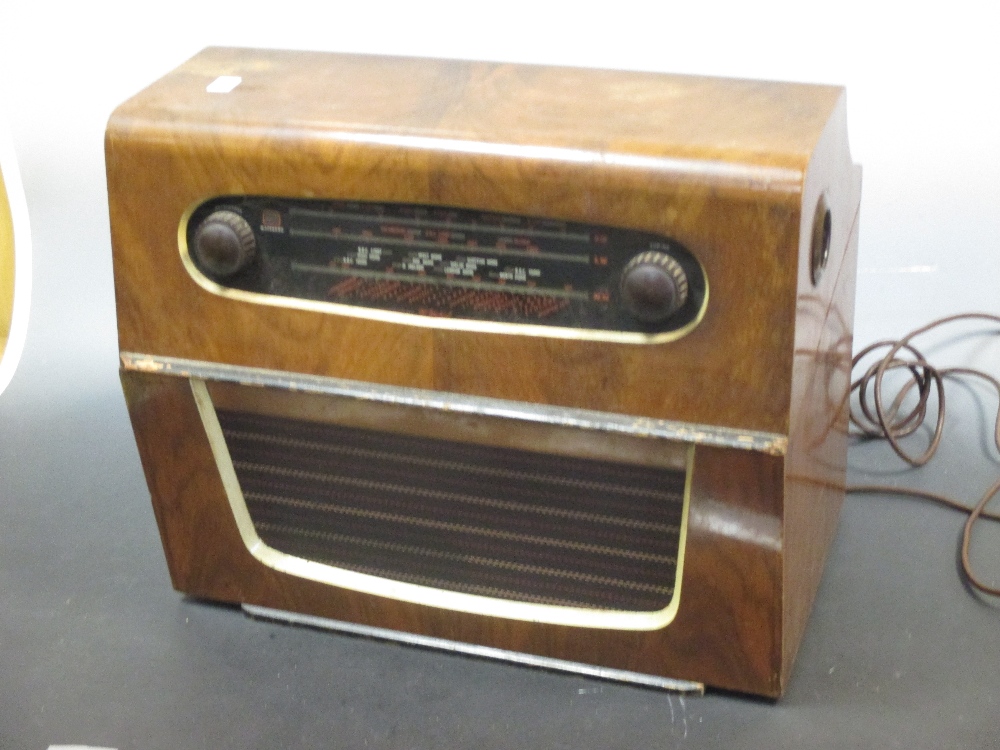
192;210;257;277
620;251;689;322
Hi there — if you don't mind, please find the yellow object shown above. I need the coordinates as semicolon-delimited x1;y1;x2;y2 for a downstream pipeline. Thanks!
0;169;14;356
0;119;30;396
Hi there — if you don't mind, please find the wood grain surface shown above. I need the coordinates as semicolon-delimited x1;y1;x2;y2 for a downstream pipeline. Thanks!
107;47;852;434
110;48;861;697
122;369;786;695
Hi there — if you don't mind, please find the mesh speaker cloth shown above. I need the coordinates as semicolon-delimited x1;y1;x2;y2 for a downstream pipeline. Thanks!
218;409;686;612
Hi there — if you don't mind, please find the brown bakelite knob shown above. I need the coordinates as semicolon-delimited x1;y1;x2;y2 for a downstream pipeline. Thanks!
193;210;257;277
620;251;689;322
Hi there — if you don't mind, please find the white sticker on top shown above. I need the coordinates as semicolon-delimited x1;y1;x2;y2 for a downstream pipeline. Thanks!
206;75;242;93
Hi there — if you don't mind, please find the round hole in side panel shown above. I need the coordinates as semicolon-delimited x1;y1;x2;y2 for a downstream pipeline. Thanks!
810;194;832;286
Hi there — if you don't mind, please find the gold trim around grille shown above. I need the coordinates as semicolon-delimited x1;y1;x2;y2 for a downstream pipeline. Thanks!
191;377;693;631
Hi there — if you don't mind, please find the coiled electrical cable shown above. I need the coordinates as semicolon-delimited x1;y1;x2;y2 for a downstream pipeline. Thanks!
848;313;1000;596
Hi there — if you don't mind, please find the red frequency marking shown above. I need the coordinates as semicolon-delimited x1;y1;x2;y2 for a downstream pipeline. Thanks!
327;279;570;320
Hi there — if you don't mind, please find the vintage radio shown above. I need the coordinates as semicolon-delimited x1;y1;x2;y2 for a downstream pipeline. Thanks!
107;47;861;698
0;115;30;397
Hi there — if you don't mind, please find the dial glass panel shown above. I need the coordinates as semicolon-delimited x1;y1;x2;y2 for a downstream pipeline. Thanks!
184;197;707;336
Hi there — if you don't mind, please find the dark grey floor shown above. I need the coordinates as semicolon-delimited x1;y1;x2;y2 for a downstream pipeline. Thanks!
2;336;999;749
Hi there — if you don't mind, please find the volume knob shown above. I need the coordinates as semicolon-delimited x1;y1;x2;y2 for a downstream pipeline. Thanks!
192;210;257;277
620;251;689;322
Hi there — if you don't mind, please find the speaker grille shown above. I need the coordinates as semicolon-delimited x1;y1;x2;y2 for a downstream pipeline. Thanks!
217;410;687;612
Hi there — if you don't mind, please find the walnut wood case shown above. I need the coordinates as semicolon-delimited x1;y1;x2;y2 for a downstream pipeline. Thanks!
107;47;861;698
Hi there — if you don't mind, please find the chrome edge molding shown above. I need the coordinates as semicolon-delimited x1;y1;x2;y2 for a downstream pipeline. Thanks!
242;603;706;694
121;352;788;456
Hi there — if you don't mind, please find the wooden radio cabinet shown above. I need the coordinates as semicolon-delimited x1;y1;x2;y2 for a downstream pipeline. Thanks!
108;47;860;697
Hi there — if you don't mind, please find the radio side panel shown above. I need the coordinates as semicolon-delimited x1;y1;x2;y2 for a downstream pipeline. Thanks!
781;94;862;689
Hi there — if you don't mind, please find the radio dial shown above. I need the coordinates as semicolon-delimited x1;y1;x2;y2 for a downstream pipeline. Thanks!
193;210;257;277
620;251;689;322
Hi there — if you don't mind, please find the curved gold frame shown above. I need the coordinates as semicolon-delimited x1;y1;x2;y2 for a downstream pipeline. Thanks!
177;199;709;346
191;376;693;631
0;117;31;397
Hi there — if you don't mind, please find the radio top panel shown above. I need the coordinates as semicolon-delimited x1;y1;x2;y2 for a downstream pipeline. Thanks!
107;48;859;433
